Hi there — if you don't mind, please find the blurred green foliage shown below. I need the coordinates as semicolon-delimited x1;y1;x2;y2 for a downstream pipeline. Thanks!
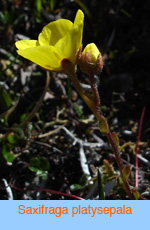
29;156;50;180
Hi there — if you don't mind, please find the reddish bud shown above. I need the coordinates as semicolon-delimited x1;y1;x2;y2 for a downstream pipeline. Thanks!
78;43;103;75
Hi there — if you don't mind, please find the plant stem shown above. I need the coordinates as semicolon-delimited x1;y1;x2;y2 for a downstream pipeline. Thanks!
10;183;84;200
68;69;136;199
135;107;146;188
89;73;100;107
67;77;72;100
67;70;101;121
106;131;135;199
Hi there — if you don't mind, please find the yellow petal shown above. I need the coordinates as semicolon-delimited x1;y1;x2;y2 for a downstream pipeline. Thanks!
17;46;62;71
38;29;51;46
38;19;73;46
55;21;83;65
15;40;38;50
74;9;84;27
82;43;100;63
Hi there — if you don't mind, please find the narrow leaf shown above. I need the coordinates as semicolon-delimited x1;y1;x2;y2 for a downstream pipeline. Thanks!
112;132;119;149
99;116;109;134
132;189;140;200
122;165;130;182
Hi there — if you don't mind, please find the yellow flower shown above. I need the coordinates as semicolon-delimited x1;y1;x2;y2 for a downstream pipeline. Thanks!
78;43;103;75
15;10;84;72
82;43;100;64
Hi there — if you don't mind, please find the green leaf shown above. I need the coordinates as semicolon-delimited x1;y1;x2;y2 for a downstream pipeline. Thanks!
122;165;130;182
112;132;119;149
79;174;88;186
70;174;88;192
73;103;84;119
97;168;105;200
20;113;27;123
99;116;109;134
0;89;12;113
6;132;20;147
28;167;48;180
41;173;48;180
2;145;15;162
30;157;50;171
70;184;85;192
39;157;50;171
29;157;50;180
118;176;123;186
30;157;40;168
132;189;140;200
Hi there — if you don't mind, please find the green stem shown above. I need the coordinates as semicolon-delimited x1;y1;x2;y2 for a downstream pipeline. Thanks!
67;70;101;121
68;69;136;200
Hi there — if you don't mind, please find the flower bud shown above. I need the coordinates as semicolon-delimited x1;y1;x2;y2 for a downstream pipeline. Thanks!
78;43;103;75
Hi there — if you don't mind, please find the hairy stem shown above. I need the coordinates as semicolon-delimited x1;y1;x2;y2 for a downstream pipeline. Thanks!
106;131;135;199
89;73;100;107
67;70;101;121
68;69;136;199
